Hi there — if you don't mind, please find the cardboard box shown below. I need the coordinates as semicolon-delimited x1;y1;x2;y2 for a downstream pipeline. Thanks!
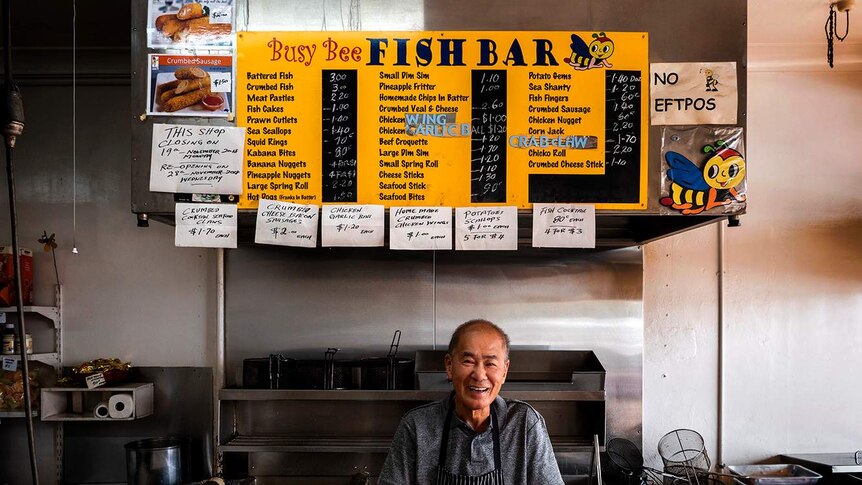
0;246;33;306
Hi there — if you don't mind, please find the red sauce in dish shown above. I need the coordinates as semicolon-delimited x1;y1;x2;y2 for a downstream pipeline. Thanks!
203;96;223;106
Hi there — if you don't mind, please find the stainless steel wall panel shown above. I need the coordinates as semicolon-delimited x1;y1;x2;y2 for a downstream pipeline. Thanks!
234;399;415;436
249;452;386;478
225;247;435;386
225;247;642;448
434;248;643;445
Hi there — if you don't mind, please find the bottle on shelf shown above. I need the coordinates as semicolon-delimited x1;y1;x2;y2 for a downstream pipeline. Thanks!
1;313;15;355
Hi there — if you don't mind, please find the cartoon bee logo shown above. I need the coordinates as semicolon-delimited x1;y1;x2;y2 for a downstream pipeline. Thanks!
565;32;614;71
660;141;747;215
703;68;719;92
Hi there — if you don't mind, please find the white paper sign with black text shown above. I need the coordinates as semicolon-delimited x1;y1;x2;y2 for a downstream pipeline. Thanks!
175;203;238;248
455;206;517;251
255;199;319;248
85;373;107;389
650;62;737;125
532;204;596;248
321;205;385;247
390;207;452;250
150;124;244;194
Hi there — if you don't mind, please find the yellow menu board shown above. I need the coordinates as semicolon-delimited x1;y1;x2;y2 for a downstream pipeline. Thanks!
237;31;648;209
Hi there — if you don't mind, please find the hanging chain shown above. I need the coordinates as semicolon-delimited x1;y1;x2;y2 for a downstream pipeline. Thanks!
826;5;836;68
825;4;851;68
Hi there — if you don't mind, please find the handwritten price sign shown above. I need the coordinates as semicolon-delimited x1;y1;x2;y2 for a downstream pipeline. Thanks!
254;199;319;247
532;203;595;248
321;205;384;247
455;206;517;251
208;5;233;25
175;203;238;248
209;72;232;93
390;207;452;250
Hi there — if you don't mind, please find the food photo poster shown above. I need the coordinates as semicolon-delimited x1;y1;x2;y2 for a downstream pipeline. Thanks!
147;54;234;118
147;0;235;48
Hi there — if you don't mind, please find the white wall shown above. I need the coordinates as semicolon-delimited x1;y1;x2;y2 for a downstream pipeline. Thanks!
725;70;862;462
0;84;216;367
644;11;862;466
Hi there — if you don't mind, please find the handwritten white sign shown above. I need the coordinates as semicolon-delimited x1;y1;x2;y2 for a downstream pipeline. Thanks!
321;205;385;247
209;72;232;93
175;203;238;248
650;62;738;125
1;357;16;371
254;199;319;247
455;206;517;251
150;124;243;195
207;4;233;24
532;203;595;248
390;207;452;250
85;372;107;389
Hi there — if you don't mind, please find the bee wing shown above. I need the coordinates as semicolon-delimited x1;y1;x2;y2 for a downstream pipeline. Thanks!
569;34;592;58
665;151;710;190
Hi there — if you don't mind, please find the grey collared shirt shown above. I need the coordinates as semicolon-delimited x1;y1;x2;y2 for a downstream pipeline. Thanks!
378;395;565;485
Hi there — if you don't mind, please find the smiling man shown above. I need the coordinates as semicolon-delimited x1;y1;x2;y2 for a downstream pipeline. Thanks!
378;319;565;485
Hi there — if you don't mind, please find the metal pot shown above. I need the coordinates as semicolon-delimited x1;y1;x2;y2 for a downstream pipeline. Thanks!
359;330;415;390
125;437;191;485
289;349;357;390
359;356;415;390
242;355;294;389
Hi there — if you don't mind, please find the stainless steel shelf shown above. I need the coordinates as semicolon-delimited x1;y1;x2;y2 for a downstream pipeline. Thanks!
221;434;593;454
222;435;393;453
547;438;595;453
219;389;605;402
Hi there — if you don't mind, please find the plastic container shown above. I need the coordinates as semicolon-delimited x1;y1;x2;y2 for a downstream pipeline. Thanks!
1;321;14;355
0;246;33;306
125;437;191;485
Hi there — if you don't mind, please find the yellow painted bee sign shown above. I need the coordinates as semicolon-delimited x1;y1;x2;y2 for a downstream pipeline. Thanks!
237;31;649;209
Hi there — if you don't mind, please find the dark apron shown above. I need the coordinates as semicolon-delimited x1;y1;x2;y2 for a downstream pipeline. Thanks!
435;395;505;485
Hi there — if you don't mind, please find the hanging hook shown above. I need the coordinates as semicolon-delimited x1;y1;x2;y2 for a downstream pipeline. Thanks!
835;2;851;41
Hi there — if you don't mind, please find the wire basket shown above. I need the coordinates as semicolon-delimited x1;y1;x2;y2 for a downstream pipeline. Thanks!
657;429;711;482
606;437;652;484
607;438;645;475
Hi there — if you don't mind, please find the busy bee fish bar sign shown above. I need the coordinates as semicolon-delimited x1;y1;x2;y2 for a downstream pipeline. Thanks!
237;31;648;210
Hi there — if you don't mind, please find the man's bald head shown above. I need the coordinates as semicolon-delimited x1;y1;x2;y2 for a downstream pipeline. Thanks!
447;319;511;360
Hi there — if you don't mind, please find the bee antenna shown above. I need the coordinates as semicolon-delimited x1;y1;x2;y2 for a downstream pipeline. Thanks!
716;139;728;148
703;145;716;154
592;33;599;39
